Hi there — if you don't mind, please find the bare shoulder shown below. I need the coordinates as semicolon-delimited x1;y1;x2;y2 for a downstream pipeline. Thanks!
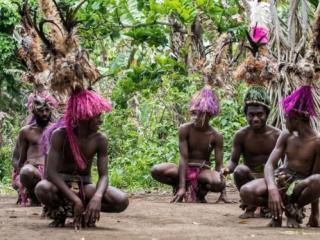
266;125;281;136
278;129;291;141
178;122;192;135
233;126;250;140
51;127;67;141
94;132;108;144
209;127;223;140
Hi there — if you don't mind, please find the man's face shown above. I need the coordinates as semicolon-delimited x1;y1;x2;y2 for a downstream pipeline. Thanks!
190;110;211;128
246;105;267;130
32;97;52;125
88;114;103;132
285;114;298;132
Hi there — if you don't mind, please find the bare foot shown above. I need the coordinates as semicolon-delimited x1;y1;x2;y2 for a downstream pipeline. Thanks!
267;217;282;227
307;214;319;228
215;190;233;204
287;216;301;228
48;219;66;227
239;208;255;219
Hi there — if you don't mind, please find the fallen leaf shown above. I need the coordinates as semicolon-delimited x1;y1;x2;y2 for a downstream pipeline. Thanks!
238;220;248;224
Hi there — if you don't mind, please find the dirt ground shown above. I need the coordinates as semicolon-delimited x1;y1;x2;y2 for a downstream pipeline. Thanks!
0;187;319;240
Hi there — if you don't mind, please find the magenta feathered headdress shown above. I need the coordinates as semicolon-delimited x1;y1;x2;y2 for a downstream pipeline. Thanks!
282;86;316;118
189;86;220;116
63;90;112;170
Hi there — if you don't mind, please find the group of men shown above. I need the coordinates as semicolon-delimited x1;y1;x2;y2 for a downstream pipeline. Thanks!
11;83;320;229
151;85;320;228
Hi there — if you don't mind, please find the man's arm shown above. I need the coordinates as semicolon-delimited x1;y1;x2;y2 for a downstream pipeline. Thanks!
17;129;28;170
12;138;20;171
214;133;223;172
85;134;108;224
222;132;243;175
171;125;188;202
264;131;288;219
264;131;288;188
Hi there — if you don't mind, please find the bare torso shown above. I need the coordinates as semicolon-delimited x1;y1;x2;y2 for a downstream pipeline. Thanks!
53;128;104;176
181;122;220;166
20;123;46;166
239;125;280;170
284;132;320;177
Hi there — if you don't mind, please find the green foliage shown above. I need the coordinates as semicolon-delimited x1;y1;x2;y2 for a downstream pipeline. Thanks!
125;26;168;47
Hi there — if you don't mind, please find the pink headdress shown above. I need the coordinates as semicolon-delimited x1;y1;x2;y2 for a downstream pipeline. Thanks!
189;86;220;117
27;91;59;112
64;90;112;169
282;86;316;118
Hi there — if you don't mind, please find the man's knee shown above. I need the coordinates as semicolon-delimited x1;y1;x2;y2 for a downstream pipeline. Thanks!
240;184;253;204
234;165;251;179
307;174;320;190
205;178;225;192
20;165;35;179
113;193;129;213
35;180;52;198
151;164;161;180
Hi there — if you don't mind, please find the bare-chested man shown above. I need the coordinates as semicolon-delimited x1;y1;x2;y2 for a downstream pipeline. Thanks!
12;93;57;205
222;86;280;218
35;90;129;228
151;86;228;203
240;86;320;227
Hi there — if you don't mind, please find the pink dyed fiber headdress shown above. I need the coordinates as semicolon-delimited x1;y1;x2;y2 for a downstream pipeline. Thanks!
27;92;59;112
282;86;316;118
64;90;112;169
189;86;220;117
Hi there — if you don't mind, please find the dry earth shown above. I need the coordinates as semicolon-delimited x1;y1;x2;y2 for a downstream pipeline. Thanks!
0;187;319;240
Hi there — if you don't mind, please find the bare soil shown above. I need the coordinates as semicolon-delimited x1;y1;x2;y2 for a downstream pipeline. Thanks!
0;187;319;240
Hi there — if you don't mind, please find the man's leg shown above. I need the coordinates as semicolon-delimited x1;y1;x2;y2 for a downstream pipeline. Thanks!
240;179;281;226
84;184;129;213
19;164;43;205
35;179;60;208
233;165;255;190
197;169;226;203
234;165;257;218
151;163;179;192
291;174;320;227
35;180;66;227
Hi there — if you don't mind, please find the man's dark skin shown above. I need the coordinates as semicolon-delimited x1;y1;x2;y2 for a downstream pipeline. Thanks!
15;97;52;204
240;112;320;227
222;105;280;218
152;110;228;203
35;114;129;228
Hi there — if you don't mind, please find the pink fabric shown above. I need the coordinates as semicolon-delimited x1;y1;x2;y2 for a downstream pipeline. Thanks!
250;26;269;44
186;167;202;203
11;165;45;206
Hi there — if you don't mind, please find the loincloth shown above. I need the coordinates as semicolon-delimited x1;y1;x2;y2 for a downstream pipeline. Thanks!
44;174;91;223
185;163;210;203
274;168;306;223
12;164;44;206
274;167;305;197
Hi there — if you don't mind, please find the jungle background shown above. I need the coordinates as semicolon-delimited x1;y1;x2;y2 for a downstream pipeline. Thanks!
0;0;319;192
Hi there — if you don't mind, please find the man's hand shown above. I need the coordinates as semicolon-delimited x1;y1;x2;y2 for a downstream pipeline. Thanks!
85;195;102;226
73;200;85;230
171;188;186;203
221;167;230;176
268;187;284;219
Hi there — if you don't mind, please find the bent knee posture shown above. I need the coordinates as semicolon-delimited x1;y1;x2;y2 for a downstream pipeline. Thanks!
151;163;178;186
233;165;254;190
20;164;42;189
